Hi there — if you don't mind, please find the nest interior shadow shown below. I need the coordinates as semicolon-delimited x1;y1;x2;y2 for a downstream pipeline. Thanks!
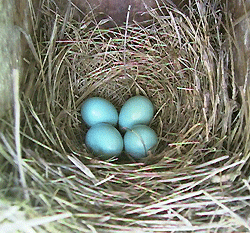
1;0;250;232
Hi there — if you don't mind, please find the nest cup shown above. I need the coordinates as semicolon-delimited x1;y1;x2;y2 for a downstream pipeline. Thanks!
1;0;250;232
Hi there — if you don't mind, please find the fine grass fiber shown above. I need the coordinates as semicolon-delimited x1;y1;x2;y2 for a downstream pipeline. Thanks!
1;0;250;232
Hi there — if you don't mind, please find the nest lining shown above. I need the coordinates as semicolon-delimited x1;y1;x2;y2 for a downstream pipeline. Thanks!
1;0;250;232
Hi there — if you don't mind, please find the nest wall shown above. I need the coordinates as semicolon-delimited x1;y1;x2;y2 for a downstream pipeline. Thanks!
1;0;250;232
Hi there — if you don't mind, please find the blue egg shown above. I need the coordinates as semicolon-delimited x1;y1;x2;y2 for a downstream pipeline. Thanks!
119;96;154;130
81;97;118;127
124;125;158;159
85;123;123;159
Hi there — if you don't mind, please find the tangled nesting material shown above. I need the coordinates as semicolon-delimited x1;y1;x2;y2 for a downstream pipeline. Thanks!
1;0;250;232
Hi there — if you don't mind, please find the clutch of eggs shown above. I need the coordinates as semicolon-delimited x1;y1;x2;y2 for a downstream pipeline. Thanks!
81;96;157;160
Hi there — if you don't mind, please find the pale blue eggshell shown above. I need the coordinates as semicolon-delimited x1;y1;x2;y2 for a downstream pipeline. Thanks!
85;123;123;159
124;125;158;159
81;97;118;127
119;96;154;130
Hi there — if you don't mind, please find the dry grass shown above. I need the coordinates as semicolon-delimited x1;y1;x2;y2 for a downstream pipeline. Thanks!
1;0;250;232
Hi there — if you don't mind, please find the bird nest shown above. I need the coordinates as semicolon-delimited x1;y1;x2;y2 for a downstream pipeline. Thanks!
1;0;250;232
